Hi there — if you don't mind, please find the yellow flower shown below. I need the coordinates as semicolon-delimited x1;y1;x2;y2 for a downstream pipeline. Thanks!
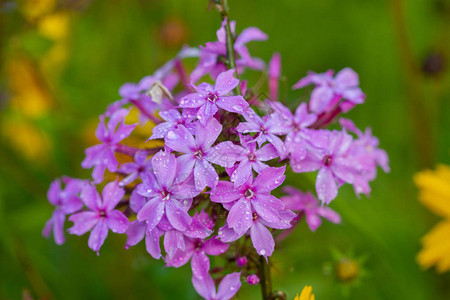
294;285;315;300
336;258;359;281
415;165;450;272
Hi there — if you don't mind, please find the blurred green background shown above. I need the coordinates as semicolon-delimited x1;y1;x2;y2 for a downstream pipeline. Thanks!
1;0;450;299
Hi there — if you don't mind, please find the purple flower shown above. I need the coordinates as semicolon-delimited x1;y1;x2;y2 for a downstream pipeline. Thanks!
270;102;317;161
268;53;281;101
149;108;196;140
68;180;129;254
136;151;199;232
179;69;249;125
235;108;288;158
190;19;267;83
192;272;241;300
42;177;86;245
281;186;341;231
118;151;152;187
229;134;278;187
291;130;358;204
218;208;294;258
165;235;229;281
165;118;239;190
340;118;390;196
293;68;365;114
81;109;137;184
212;167;287;235
247;274;260;285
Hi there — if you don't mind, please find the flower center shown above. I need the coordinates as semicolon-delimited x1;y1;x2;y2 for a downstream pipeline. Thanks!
206;92;219;103
252;212;258;221
244;188;255;199
193;149;204;160
322;155;333;166
248;152;256;162
194;239;203;250
161;190;171;201
99;210;107;218
260;126;268;134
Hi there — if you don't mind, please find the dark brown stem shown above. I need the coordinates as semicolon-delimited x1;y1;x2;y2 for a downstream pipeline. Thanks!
219;0;242;95
259;256;272;300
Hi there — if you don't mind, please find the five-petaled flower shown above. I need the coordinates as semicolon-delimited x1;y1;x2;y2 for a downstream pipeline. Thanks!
136;151;199;231
165;118;239;190
82;109;137;183
68;180;129;254
179;69;248;125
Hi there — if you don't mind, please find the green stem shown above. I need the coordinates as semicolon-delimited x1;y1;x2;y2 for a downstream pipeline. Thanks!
219;0;242;95
259;256;272;300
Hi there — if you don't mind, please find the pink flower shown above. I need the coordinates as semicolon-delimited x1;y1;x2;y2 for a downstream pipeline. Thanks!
179;69;248;125
293;68;365;114
281;186;341;232
68;180;129;254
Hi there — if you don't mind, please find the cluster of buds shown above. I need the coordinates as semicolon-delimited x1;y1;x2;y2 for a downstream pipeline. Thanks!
43;18;389;299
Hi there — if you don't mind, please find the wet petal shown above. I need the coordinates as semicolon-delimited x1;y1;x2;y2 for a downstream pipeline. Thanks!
106;210;129;233
214;69;239;95
211;181;242;203
250;221;274;257
216;272;242;300
136;197;164;230
88;220;109;254
68;211;98;235
165;199;192;231
253;166;286;193
191;251;210;280
227;199;252;236
316;167;338;204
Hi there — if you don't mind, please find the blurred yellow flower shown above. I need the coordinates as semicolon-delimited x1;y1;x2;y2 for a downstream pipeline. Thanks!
7;56;53;118
336;258;359;282
415;165;450;272
294;285;315;300
22;0;56;21
1;117;51;161
38;11;70;40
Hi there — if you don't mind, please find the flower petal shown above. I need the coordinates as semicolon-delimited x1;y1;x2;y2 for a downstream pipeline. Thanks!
207;141;239;168
68;211;98;235
102;180;125;211
179;92;206;108
125;220;146;248
88;220;109;254
216;96;248;113
136;197;164;230
192;271;216;300
227;198;252;236
216;272;242;300
152;150;178;189
250;221;274;257
165;200;192;231
316;167;338;204
203;237;229;256
214;69;239;95
106;210;129;233
194;160;219;190
211;181;242;203
191;251;210;280
253;166;286;193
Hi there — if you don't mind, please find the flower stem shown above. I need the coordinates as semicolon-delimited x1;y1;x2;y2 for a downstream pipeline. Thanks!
259;256;272;300
219;0;242;95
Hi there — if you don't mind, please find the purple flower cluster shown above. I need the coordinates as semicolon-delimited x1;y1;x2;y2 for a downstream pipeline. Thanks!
43;19;388;300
